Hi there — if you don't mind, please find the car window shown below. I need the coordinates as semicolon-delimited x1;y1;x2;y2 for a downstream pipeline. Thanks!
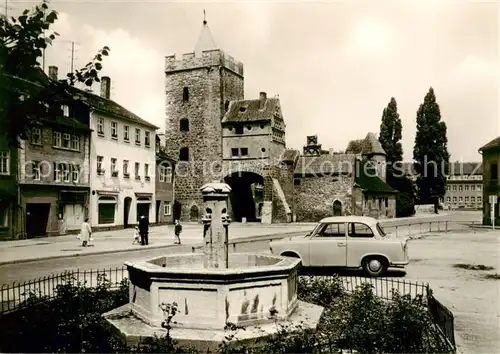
348;223;374;238
376;223;387;237
315;223;345;237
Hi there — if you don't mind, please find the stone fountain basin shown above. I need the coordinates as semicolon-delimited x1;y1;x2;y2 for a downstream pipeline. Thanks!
116;253;301;331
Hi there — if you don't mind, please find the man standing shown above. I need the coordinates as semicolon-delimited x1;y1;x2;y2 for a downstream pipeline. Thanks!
174;219;182;244
139;215;149;245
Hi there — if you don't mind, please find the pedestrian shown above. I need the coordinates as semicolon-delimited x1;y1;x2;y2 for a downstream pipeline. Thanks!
139;215;149;246
174;219;182;244
80;218;92;247
132;225;141;244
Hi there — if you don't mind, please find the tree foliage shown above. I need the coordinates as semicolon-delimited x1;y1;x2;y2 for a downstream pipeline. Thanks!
345;139;364;154
0;0;110;146
413;88;450;204
379;97;403;164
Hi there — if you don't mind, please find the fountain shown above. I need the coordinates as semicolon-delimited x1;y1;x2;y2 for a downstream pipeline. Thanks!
104;182;323;350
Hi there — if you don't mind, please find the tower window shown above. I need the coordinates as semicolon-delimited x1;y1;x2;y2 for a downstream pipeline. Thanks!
225;100;229;111
235;125;244;134
183;87;189;102
231;148;238;157
240;148;248;156
179;147;189;161
180;118;189;132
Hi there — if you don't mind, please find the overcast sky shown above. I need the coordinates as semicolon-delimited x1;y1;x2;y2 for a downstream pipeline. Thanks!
12;0;500;161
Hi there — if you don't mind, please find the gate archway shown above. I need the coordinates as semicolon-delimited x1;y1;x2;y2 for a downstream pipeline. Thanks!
333;200;342;216
224;171;264;222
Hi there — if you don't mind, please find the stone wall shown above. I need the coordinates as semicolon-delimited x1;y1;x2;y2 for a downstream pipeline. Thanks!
294;174;354;222
165;57;244;221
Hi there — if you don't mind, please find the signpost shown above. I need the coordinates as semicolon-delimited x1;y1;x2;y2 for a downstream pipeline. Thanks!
489;195;497;230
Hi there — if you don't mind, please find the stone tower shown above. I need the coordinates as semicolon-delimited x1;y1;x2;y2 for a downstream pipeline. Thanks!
164;18;244;221
361;132;387;182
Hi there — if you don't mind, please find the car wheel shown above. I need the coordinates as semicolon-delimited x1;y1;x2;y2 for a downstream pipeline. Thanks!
281;252;300;259
362;257;388;277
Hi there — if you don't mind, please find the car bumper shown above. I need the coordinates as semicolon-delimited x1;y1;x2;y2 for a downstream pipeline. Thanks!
390;260;409;268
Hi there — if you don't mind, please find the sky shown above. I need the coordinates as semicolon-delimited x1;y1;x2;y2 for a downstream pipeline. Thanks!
10;0;500;162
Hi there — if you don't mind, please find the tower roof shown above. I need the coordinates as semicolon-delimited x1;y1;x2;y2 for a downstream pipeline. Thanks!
361;132;386;156
194;11;217;54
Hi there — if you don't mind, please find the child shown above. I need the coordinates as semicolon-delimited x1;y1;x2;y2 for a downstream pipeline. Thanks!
132;226;141;245
174;220;182;244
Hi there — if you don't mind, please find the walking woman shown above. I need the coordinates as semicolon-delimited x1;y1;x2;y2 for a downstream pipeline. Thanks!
80;218;92;247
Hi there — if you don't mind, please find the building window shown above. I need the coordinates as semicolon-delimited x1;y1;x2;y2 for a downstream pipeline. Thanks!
0;151;10;175
97;118;104;135
458;185;463;192
32;161;41;180
446;197;451;202
72;165;80;182
159;165;172;183
294;178;300;186
465;196;469;203
110;158;117;176
453;196;457;203
240;148;248;156
464;185;469;191
145;164;149;180
491;163;498;180
71;135;80;151
124;125;129;141
97;156;104;174
179;147;189;161
62;133;71;149
135;162;140;179
61;105;69;117
135;128;141;145
231;148;238;157
446;185;450;191
235;125;244;134
453;185;457;191
471;196;475;202
145;131;150;147
31;127;42;144
98;196;116;225
52;131;61;147
164;202;171;216
477;184;482;191
478;196;482;202
61;164;70;182
111;121;118;138
471;185;475;191
459;196;463;202
180;118;189;132
54;163;60;182
183;87;189;102
123;160;129;177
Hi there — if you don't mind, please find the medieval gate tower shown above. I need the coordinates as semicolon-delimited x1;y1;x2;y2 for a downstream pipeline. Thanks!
164;18;245;221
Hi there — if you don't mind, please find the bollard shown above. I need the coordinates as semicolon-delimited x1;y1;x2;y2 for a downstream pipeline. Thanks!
429;222;432;232
408;224;411;237
395;226;399;237
438;221;441;232
420;223;422;234
445;221;448;232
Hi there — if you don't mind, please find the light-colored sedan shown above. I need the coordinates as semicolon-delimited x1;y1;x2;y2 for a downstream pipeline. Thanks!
269;216;409;277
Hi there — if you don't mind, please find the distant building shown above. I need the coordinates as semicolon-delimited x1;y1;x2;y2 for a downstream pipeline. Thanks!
155;134;176;224
479;136;500;225
444;162;483;210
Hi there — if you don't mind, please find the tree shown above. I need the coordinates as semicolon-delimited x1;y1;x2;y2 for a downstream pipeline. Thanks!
0;0;110;146
345;139;364;154
378;97;415;217
413;87;450;205
379;97;403;165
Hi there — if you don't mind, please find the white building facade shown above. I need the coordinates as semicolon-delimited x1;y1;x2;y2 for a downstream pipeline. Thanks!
88;78;158;229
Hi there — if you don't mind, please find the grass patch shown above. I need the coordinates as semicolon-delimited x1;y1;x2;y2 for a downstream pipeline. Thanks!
483;273;500;280
453;263;495;271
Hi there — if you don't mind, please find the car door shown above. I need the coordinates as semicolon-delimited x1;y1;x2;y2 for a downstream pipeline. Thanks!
308;222;347;267
346;222;375;267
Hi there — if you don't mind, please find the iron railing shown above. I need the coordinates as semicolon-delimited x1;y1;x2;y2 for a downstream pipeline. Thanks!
427;288;456;350
0;267;126;314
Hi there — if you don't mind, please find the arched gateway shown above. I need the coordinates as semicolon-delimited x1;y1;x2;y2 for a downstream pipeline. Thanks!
224;171;264;222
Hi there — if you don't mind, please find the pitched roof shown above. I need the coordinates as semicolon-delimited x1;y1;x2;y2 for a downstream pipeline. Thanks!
355;159;397;194
294;154;356;176
479;136;500;152
70;88;159;129
448;162;482;175
222;98;279;124
40;116;90;131
194;21;217;54
362;132;386;156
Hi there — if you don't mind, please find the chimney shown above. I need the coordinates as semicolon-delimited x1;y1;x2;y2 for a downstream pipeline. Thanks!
259;91;267;109
100;76;111;99
48;66;58;81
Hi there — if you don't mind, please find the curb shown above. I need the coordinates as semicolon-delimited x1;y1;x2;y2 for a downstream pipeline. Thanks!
0;231;307;266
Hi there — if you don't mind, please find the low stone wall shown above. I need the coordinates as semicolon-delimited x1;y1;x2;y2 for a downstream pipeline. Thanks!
414;204;435;214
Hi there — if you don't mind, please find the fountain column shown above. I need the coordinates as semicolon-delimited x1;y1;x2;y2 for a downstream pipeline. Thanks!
200;181;231;269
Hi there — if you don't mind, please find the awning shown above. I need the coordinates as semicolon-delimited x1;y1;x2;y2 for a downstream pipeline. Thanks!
135;192;153;198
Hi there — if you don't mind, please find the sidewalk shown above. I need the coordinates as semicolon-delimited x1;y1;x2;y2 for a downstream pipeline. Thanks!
0;223;316;265
0;212;456;265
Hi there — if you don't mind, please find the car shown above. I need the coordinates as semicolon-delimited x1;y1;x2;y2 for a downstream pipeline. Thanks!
269;216;409;277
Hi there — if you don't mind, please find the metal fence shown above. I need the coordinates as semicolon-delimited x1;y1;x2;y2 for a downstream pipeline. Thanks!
0;267;126;314
0;266;456;352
